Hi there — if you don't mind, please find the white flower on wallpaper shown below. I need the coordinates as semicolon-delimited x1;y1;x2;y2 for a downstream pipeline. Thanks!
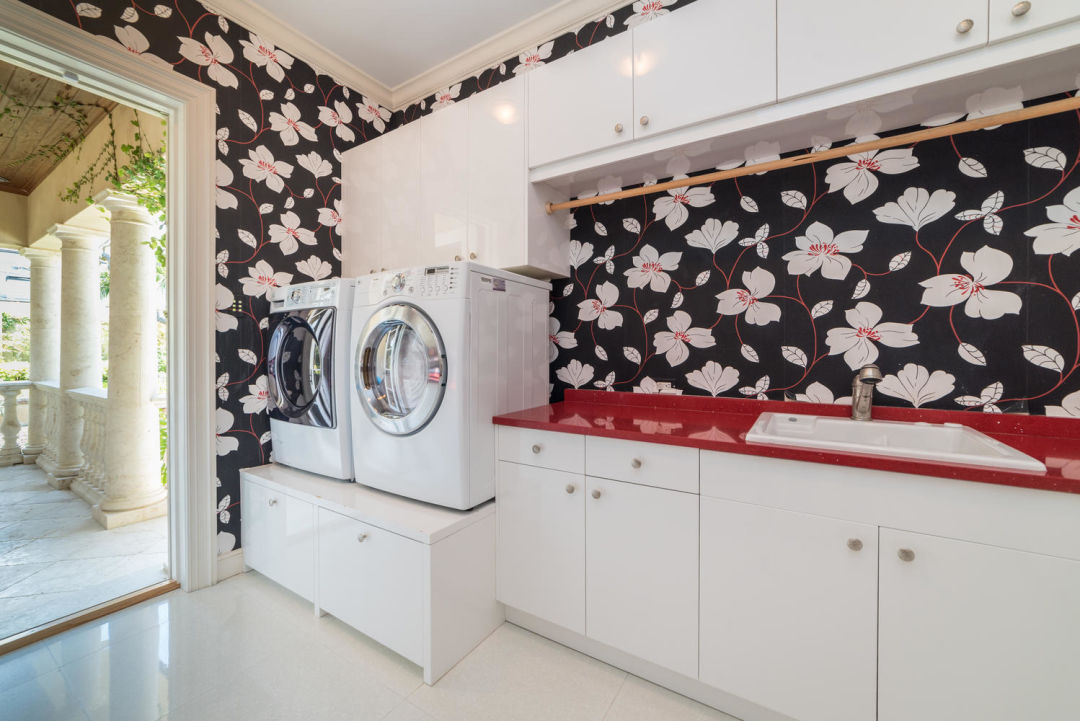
113;25;167;66
873;187;956;230
215;408;239;456
653;181;715;230
577;281;624;329
877;364;956;408
296;255;331;281
1025;186;1080;256
715;268;781;326
549;317;578;361
654;310;715;366
215;284;238;332
215;160;237;210
239;376;270;414
782;221;866;280
177;33;237;88
556;359;594;388
318;101;355;142
685;218;739;253
240;145;293;193
826;302;919;370
825;143;919;204
625;244;681;292
955;381;1006;413
1046;390;1080;417
569;240;595;268
625;0;675;27
794;382;852;405
514;41;554;74
298;151;333;178
356;96;391;133
240;33;294;82
919;246;1022;319
240;260;293;297
269;211;317;255
432;84;462;110
955;190;1006;236
317;200;343;235
269;103;316;146
685;361;739;396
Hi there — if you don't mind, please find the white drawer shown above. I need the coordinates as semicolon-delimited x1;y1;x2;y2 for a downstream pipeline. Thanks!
241;478;315;601
497;425;584;473
317;507;425;664
585;436;699;493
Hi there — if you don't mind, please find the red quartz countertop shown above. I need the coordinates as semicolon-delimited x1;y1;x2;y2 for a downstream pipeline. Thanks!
492;390;1080;495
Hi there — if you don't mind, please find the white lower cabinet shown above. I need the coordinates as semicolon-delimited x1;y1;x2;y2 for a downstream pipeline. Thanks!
495;461;584;633
317;507;425;664
240;478;315;602
585;476;698;678
699;498;878;721
878;528;1080;721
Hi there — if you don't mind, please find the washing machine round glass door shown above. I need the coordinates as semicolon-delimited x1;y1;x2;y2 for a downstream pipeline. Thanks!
355;303;447;436
268;308;335;427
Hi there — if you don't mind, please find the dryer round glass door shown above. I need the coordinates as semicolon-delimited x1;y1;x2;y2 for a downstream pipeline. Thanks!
355;303;447;436
268;308;335;426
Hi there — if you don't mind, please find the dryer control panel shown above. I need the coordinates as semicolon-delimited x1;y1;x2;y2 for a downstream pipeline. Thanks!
375;265;463;300
270;278;349;312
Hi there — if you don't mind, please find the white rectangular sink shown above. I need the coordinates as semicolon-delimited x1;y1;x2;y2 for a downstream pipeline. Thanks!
746;412;1046;473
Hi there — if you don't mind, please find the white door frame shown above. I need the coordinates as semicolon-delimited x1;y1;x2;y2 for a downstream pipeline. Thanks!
0;1;218;591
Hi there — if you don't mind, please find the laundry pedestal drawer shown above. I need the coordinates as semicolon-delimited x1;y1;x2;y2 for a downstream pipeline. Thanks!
240;476;315;602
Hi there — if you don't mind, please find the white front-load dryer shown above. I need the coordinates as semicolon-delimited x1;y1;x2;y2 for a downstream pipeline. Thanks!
350;263;549;509
267;278;356;480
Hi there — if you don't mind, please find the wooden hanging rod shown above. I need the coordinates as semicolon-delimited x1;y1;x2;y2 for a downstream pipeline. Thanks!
544;95;1080;214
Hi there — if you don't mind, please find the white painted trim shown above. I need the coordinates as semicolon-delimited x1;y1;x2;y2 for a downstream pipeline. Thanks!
199;0;393;107
216;548;246;581
202;0;626;110
0;0;218;592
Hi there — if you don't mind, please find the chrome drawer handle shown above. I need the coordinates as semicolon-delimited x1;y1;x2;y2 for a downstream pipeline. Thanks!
1012;1;1031;17
268;498;277;507
847;538;863;552
898;548;915;562
591;489;601;499
565;484;575;494
357;533;368;543
630;458;642;469
956;18;974;33
531;444;542;454
614;122;624;134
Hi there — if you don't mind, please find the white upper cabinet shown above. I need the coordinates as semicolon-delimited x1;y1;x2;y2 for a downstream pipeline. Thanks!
633;0;776;138
528;32;634;167
990;0;1080;42
777;0;989;99
879;529;1080;721
421;101;469;265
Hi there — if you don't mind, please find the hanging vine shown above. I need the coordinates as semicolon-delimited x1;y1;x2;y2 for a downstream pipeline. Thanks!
0;88;105;168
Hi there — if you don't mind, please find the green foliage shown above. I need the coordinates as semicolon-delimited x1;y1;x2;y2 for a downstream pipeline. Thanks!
1;313;30;365
0;368;29;381
0;88;100;167
160;406;168;487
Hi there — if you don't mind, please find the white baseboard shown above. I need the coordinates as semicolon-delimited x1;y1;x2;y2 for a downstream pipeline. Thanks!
216;549;245;582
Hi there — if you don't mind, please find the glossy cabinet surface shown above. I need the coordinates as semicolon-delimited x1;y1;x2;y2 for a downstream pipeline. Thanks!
585;476;698;678
495;461;585;633
528;32;634;166
421;102;469;265
584;435;698;493
990;0;1080;41
239;479;314;602
699;498;878;721
633;0;776;138
777;0;989;98
497;425;585;473
878;528;1080;721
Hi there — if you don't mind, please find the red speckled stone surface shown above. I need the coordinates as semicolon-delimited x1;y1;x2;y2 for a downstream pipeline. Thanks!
493;390;1080;495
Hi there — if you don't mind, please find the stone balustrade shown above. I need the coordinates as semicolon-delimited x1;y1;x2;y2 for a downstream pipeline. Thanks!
32;382;63;474
0;381;31;467
69;387;108;506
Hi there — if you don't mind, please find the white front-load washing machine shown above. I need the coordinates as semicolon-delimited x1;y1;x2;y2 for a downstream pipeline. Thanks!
267;278;356;480
350;263;549;509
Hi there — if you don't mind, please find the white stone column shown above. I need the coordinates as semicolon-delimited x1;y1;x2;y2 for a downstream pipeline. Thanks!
94;191;166;528
46;223;106;489
20;248;61;463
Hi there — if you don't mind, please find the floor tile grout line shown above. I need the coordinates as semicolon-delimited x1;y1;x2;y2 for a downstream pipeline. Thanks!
599;671;629;721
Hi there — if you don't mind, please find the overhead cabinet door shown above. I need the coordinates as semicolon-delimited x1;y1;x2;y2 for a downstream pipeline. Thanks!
777;0;989;99
989;0;1080;42
528;32;634;167
633;0;776;138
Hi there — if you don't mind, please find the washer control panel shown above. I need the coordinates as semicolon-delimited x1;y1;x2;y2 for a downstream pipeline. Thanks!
379;265;461;299
272;279;343;310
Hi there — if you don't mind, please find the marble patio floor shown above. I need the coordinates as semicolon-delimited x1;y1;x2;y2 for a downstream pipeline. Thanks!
0;463;169;641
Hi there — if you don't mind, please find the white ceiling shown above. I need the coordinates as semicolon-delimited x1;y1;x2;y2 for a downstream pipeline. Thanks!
248;0;562;89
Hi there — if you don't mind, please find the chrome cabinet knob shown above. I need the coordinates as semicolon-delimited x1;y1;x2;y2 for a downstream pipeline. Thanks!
956;18;974;33
1012;1;1031;16
357;532;368;543
469;252;477;260
380;267;386;272
630;458;642;469
591;489;601;499
454;255;462;262
368;269;376;274
847;538;863;552
565;484;575;494
614;122;624;134
639;115;649;126
531;444;542;454
898;548;916;562
268;498;277;507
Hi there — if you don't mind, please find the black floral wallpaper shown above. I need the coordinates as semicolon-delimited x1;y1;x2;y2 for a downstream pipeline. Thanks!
548;102;1080;422
18;0;696;552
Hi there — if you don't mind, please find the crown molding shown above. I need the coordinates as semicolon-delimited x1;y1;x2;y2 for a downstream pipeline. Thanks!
202;0;628;110
199;0;393;107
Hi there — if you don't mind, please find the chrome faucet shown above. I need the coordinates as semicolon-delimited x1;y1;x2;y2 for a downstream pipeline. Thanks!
851;364;883;421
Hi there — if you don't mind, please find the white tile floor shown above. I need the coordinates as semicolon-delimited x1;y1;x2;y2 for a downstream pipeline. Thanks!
0;464;169;641
0;571;740;721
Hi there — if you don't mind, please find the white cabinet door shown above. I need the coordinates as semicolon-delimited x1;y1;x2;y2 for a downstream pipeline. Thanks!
241;481;315;601
990;0;1080;41
528;32;633;167
240;478;268;571
699;498;878;721
378;121;422;273
777;0;988;99
879;529;1080;721
496;461;585;633
633;0;775;138
340;141;383;277
317;507;425;664
420;102;469;266
585;476;697;677
468;76;525;269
